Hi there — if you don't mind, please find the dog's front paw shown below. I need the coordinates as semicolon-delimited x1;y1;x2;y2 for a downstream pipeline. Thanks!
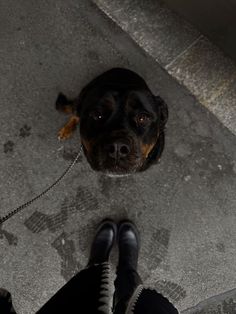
57;116;79;141
58;127;73;141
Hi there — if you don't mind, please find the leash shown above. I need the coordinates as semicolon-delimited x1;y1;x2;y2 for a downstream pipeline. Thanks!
0;145;83;225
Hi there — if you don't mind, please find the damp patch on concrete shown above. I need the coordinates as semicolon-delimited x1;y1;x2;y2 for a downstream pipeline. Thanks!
19;124;31;138
24;210;68;233
52;232;81;281
155;280;186;303
0;226;18;246
24;186;99;233
61;186;99;213
144;228;171;271
3;141;15;154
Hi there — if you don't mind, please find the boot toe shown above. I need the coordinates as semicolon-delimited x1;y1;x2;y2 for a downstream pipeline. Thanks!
118;221;140;249
88;219;117;266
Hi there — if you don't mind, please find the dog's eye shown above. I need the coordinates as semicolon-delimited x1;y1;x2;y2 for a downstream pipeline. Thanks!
135;113;151;126
90;110;104;121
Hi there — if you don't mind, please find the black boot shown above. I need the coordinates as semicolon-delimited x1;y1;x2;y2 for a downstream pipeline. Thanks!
117;220;140;270
113;221;142;314
87;219;117;266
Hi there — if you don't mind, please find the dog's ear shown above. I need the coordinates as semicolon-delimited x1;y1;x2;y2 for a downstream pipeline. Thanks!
154;96;168;128
56;93;77;115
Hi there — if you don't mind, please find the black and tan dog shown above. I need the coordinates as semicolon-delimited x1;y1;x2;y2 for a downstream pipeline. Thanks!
56;68;168;175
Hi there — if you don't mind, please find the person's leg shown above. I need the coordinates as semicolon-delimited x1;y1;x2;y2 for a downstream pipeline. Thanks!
37;219;116;314
113;221;179;314
113;221;142;314
0;288;17;314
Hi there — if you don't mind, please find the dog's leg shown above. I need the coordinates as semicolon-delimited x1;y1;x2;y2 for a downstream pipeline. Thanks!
56;92;80;140
58;116;80;140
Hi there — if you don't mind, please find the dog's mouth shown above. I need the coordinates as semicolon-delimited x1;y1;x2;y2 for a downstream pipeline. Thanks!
103;172;131;178
101;162;141;175
93;155;142;174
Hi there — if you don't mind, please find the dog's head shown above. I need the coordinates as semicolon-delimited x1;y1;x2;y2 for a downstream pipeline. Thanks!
78;89;168;175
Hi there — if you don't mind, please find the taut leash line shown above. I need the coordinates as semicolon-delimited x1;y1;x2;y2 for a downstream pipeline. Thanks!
0;146;83;225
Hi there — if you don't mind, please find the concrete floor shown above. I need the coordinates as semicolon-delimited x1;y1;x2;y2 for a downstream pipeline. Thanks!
0;0;236;313
94;0;236;138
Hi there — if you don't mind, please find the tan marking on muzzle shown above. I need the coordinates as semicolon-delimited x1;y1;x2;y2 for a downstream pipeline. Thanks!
81;138;94;153
141;142;156;159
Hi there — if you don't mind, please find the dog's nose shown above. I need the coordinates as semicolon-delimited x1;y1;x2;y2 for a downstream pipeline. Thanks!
107;142;130;159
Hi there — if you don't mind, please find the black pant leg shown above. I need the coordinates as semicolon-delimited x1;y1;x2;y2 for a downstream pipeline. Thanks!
0;288;17;314
113;266;142;314
37;262;111;314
